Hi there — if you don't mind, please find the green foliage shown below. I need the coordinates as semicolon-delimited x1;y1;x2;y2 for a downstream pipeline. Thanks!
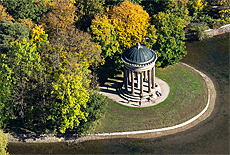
75;0;105;31
1;0;48;22
190;22;210;40
0;130;9;155
0;37;42;127
0;19;29;53
213;18;227;28
57;28;103;68
153;12;187;67
187;0;206;17
77;92;108;136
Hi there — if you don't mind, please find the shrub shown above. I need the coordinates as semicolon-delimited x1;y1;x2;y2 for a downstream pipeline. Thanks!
191;23;210;41
213;19;227;29
76;92;108;136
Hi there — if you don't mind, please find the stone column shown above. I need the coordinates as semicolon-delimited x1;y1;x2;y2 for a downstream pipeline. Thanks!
124;67;127;90
131;71;134;94
127;69;130;83
152;67;155;89
148;69;151;93
137;73;140;89
126;68;129;90
140;72;143;95
144;71;147;81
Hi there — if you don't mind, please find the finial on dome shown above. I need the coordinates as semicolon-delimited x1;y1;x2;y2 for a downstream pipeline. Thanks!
137;42;142;49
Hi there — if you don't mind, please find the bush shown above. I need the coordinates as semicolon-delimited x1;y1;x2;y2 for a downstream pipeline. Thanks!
189;22;210;41
213;19;227;29
0;130;9;155
76;92;108;136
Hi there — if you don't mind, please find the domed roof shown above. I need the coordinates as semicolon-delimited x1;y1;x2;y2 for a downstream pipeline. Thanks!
121;43;157;64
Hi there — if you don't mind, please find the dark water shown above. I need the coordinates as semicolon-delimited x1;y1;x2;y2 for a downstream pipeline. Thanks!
8;33;230;154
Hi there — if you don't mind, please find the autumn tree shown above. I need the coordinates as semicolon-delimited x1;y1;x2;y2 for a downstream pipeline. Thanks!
218;0;230;22
39;0;77;39
51;54;91;133
91;1;157;66
152;12;187;67
17;18;37;33
0;5;14;22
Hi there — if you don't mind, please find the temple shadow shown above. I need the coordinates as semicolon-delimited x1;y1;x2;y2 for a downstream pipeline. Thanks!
100;88;118;95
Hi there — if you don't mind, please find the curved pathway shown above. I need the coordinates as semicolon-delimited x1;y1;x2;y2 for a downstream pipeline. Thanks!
71;63;216;143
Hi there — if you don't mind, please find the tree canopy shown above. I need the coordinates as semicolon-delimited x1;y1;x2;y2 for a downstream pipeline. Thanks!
91;0;157;66
1;0;48;22
153;11;187;67
0;19;29;54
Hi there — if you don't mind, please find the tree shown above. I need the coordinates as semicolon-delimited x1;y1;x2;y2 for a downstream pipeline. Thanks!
0;19;29;54
77;91;108;136
0;130;9;155
109;0;157;50
0;37;42;126
50;51;91;133
75;0;105;31
17;18;37;33
90;14;119;58
153;12;187;67
1;0;48;22
57;28;103;68
39;0;77;39
91;0;157;66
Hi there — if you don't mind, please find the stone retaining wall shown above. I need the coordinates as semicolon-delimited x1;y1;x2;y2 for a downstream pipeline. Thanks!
7;133;79;143
185;24;230;40
205;24;230;37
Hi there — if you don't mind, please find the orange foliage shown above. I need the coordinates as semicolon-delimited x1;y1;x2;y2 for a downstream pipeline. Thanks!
0;5;14;22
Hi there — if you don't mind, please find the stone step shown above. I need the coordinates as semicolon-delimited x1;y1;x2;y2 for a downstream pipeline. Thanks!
119;88;150;99
117;88;149;102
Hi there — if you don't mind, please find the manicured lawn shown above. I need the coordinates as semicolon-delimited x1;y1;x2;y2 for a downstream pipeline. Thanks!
93;63;208;133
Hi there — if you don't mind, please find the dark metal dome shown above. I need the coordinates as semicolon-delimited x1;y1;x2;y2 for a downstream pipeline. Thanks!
122;43;157;64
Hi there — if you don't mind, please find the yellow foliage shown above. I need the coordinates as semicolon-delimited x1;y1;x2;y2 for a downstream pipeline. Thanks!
53;60;90;133
91;0;157;59
109;0;152;48
30;25;49;46
0;130;8;155
17;18;36;32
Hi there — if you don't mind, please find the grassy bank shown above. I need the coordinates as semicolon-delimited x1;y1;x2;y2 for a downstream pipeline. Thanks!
94;63;208;133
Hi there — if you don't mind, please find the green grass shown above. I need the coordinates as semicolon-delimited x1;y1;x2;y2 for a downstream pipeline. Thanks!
93;63;208;133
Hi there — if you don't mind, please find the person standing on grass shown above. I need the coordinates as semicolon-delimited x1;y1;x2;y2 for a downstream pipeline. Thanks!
128;98;130;104
139;100;141;107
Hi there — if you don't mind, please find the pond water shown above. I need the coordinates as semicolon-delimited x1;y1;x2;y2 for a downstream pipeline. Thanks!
8;33;229;154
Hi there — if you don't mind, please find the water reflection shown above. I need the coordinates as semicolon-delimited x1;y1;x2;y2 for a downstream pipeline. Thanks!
8;33;230;154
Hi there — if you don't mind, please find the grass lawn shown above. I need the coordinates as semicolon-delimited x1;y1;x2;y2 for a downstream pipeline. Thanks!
93;63;208;133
